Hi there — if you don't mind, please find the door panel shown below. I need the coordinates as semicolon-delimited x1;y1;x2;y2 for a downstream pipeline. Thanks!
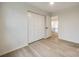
45;16;51;38
28;12;45;43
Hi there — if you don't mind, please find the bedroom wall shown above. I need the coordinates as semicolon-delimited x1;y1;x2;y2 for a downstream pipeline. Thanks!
0;2;51;56
53;5;79;43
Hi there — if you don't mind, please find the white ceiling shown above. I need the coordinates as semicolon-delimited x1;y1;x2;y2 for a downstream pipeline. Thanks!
27;2;79;13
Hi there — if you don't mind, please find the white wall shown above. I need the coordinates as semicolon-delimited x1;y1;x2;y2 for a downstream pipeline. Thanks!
0;3;28;56
0;3;51;56
53;5;79;43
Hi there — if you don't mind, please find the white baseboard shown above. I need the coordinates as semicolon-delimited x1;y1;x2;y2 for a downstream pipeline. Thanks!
59;37;79;44
0;43;28;56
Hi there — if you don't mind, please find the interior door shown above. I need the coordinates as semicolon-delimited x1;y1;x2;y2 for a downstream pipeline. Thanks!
28;12;45;43
45;16;51;38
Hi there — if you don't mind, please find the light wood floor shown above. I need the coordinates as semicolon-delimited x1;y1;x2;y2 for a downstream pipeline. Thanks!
1;33;79;57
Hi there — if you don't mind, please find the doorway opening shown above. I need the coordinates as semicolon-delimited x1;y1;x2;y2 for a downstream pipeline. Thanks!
51;16;59;37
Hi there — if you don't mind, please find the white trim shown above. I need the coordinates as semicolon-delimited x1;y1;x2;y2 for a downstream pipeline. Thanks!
27;10;46;16
0;43;28;56
59;37;79;44
26;11;29;43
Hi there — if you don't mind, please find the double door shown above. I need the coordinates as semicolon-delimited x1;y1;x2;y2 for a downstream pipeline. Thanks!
28;12;45;43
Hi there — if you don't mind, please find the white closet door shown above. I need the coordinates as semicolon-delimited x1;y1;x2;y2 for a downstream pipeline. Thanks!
28;12;45;43
45;16;51;38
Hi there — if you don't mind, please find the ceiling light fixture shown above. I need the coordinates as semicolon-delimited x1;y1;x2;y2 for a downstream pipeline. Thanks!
49;2;54;5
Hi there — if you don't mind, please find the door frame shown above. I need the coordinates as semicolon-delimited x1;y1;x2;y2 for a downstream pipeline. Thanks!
27;10;47;44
